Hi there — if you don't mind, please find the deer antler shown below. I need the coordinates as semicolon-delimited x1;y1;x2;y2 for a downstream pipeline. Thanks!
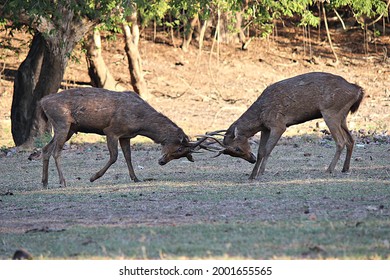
198;142;223;152
193;131;227;157
189;129;226;150
196;135;224;146
206;129;227;135
188;136;209;151
211;150;225;158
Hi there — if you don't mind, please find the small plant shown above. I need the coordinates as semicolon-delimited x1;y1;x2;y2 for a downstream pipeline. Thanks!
0;145;8;153
34;132;52;149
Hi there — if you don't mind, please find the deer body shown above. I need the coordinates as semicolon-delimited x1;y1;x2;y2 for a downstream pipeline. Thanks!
219;72;364;179
39;88;198;187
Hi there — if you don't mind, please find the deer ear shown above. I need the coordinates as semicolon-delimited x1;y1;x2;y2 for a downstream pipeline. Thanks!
234;127;239;139
180;135;188;144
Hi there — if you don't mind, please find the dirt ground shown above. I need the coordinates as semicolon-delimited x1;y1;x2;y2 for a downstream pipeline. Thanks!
1;25;390;147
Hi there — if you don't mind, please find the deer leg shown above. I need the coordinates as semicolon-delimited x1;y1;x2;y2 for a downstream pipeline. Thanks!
42;138;55;187
250;127;285;180
42;125;74;187
51;128;73;187
323;115;346;173
249;130;270;179
90;134;119;182
341;119;354;172
119;138;140;182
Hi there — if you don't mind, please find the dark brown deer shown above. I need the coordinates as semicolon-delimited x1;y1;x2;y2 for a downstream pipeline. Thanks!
206;72;364;180
39;88;205;187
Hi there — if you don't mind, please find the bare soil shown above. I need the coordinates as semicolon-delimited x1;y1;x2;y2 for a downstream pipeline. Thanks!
1;26;390;146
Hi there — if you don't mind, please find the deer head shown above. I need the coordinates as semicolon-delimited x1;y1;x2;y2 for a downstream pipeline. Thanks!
221;127;256;163
199;128;256;164
158;134;208;165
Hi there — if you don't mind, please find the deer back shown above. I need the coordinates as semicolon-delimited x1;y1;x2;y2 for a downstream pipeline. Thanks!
244;72;363;129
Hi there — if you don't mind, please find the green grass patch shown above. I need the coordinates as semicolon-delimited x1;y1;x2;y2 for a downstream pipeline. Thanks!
2;220;390;259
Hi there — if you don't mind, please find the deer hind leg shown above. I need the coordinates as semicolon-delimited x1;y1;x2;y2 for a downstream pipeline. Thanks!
323;114;347;173
42;138;55;187
90;134;119;182
341;118;354;172
250;127;285;180
51;127;73;187
42;123;74;187
119;138;140;182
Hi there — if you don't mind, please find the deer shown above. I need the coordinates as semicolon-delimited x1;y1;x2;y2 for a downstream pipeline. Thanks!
204;72;365;180
38;87;207;187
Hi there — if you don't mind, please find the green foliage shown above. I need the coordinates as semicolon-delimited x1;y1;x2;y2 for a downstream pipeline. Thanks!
300;10;320;27
0;0;134;31
1;0;388;45
137;0;171;26
332;0;389;18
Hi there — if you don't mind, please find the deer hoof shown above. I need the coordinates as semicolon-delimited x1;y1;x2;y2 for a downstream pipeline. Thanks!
90;175;98;182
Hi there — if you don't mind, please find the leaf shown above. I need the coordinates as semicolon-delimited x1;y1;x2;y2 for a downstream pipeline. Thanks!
366;206;378;211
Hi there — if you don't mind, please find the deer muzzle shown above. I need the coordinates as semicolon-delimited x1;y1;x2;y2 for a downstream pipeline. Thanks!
247;152;257;164
158;152;195;165
158;153;173;165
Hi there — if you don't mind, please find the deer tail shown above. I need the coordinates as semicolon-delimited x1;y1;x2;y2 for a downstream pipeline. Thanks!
350;86;365;114
36;99;48;123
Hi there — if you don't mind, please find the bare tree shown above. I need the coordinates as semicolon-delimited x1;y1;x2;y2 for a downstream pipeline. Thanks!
85;29;123;90
122;8;152;100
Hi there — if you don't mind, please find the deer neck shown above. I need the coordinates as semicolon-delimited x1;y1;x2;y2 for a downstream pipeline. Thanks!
138;114;180;144
234;108;263;138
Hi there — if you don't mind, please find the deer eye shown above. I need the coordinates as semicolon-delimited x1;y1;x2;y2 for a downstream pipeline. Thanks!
177;147;183;153
235;147;242;153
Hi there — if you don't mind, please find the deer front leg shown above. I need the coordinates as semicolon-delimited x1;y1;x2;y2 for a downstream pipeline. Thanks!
250;127;285;180
90;134;119;182
119;138;140;182
250;130;270;180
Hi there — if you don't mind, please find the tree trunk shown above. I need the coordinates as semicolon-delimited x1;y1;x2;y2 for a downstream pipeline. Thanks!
10;7;95;148
85;29;123;90
11;33;45;146
216;1;248;47
12;33;75;148
322;3;339;64
123;10;151;100
218;11;239;44
236;11;249;50
198;19;209;52
182;16;198;52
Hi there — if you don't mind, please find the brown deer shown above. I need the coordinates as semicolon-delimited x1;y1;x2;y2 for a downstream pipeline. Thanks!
205;72;364;180
38;88;206;187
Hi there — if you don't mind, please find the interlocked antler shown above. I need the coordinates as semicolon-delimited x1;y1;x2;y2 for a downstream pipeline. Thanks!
194;130;228;157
